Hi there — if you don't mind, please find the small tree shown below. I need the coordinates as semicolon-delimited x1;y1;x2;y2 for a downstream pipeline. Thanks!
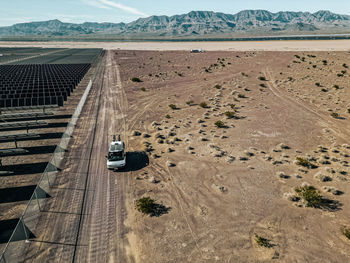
136;197;156;214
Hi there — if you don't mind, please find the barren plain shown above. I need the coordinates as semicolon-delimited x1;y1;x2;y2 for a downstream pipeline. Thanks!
116;50;350;262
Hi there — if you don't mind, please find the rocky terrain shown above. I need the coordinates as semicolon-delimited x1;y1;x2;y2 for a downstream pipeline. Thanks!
0;10;349;38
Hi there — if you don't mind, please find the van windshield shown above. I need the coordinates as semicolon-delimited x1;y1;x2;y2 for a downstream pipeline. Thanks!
108;151;124;161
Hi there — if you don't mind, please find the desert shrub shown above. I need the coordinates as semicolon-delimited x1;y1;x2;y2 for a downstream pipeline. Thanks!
140;87;146;92
341;70;347;74
260;83;267;88
258;76;267;81
337;73;344;77
348;108;350;114
333;85;340;90
341;227;350;240
214;120;225;128
228;104;236;109
288;77;294;81
165;114;171;119
321;88;328;92
313;65;317;68
131;77;142;82
254;234;272;248
169;104;177;110
136;197;156;214
315;82;321;87
322;60;328;65
343;63;348;68
186;100;194;105
294;55;300;59
331;112;339;118
177;73;183;77
295;185;322;208
148;73;152;77
296;157;316;168
199;102;208;108
225;111;236;119
238;94;246;98
214;84;221;89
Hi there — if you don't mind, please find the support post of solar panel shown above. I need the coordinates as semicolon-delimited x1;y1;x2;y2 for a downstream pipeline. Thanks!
21;219;29;241
34;189;41;212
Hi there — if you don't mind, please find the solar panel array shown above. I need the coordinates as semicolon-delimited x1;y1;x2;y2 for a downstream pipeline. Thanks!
0;48;102;108
0;64;89;107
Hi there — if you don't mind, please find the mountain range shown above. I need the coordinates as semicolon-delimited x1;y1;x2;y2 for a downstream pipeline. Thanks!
1;10;350;38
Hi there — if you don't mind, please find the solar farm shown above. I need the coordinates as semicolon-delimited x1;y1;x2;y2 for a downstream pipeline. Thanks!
0;47;103;256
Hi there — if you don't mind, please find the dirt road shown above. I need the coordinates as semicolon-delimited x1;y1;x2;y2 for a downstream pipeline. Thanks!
21;50;134;262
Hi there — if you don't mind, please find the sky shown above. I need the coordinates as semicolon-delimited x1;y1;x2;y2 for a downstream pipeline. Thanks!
0;0;349;26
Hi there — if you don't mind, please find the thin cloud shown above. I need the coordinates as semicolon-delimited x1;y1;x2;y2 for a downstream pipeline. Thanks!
81;0;111;10
99;0;148;17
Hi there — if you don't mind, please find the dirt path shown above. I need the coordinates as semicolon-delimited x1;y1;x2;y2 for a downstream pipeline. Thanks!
18;50;134;262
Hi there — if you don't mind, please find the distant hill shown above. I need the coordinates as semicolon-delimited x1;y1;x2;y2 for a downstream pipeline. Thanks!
0;10;349;38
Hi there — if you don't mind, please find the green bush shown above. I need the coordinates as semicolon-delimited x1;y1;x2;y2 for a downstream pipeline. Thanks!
296;157;315;168
331;112;339;119
169;104;177;110
295;185;322;208
165;114;171;119
343;63;348;68
258;76;267;81
131;77;142;82
315;82;321;87
199;102;208;108
136;197;156;214
254;234;272;248
214;84;221;89
225;111;236;119
333;85;340;90
341;227;350;240
214;120;225;128
321;88;328;92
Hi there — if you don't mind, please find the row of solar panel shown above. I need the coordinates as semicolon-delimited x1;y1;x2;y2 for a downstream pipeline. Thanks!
0;97;65;107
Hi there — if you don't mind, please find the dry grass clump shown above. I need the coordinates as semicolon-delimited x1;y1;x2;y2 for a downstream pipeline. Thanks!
254;234;273;248
295;185;323;208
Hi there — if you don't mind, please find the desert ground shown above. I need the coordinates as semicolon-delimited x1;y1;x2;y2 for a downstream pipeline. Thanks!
1;44;350;262
0;40;350;51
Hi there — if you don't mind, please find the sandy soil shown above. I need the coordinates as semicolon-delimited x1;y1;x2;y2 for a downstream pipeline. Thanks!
115;50;350;262
7;49;350;262
0;40;350;51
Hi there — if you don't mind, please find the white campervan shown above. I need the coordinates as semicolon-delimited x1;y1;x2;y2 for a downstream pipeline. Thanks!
106;135;126;170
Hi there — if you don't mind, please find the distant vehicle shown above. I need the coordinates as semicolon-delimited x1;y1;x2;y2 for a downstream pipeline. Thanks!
190;49;204;53
106;135;126;170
